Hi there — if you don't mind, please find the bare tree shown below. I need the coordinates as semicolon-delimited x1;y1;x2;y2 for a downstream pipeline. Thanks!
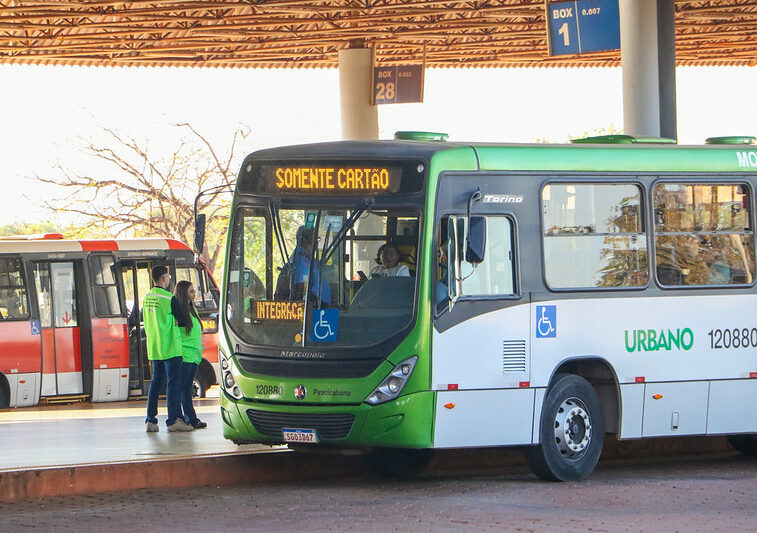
35;123;249;275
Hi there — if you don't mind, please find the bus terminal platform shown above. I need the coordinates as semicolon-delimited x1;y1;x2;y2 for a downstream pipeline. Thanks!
0;394;736;503
0;395;374;502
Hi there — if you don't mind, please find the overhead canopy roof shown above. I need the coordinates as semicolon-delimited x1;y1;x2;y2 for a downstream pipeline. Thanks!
0;1;755;69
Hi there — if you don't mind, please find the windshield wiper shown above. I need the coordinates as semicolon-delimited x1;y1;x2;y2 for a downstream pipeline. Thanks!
300;200;372;346
318;221;334;309
268;201;289;266
301;210;323;345
320;199;373;266
269;201;299;301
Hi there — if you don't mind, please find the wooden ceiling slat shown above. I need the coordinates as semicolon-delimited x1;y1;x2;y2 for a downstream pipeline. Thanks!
0;0;755;68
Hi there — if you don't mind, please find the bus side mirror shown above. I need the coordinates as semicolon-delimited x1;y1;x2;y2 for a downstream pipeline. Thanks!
465;216;486;264
194;214;206;254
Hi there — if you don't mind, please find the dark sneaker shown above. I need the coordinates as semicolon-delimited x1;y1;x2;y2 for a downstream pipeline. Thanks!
146;421;159;433
192;419;208;429
167;419;194;432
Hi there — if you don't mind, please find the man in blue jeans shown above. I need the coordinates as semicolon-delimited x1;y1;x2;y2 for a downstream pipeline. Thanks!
143;265;193;432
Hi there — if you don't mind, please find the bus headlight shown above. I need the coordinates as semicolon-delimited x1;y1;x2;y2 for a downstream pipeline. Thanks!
365;356;418;406
220;351;243;400
387;377;403;394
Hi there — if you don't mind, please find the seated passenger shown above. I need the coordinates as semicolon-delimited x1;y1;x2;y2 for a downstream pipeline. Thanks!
370;243;410;278
243;268;266;316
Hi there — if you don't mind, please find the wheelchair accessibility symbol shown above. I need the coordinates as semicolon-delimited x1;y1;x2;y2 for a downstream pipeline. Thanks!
311;308;339;342
30;320;41;336
536;305;556;338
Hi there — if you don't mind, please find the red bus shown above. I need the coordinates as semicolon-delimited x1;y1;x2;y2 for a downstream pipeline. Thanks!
0;235;219;408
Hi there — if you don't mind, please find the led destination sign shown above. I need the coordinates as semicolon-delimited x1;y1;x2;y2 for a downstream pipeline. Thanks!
254;301;304;321
273;166;396;193
241;159;425;195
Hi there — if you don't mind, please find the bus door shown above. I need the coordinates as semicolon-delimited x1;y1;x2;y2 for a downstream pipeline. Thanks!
120;259;169;396
34;261;91;398
431;176;531;447
88;254;129;402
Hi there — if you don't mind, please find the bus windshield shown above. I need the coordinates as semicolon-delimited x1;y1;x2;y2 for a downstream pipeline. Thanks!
226;204;420;348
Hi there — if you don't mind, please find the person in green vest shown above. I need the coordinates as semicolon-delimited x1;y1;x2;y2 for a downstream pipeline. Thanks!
174;280;207;429
143;265;193;432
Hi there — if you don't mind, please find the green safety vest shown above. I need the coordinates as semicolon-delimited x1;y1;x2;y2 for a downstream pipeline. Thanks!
180;314;204;365
142;286;182;361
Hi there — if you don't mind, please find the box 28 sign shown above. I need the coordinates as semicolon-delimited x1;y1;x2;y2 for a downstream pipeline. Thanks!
373;65;424;105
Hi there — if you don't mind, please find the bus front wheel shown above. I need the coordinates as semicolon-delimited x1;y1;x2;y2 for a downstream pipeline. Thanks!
525;374;604;482
727;434;757;455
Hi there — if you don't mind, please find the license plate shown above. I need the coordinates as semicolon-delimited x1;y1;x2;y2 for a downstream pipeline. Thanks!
282;428;318;443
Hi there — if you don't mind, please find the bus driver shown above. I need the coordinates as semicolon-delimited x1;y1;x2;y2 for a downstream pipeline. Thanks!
370;243;410;278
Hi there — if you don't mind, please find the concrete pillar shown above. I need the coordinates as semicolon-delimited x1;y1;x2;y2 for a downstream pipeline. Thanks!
338;47;379;140
619;0;677;140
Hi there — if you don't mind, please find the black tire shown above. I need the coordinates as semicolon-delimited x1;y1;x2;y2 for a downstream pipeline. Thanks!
192;374;208;398
0;384;7;408
525;374;605;482
727;434;757;455
366;448;434;478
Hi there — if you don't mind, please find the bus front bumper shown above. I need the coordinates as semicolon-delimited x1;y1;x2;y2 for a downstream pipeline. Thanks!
220;390;434;448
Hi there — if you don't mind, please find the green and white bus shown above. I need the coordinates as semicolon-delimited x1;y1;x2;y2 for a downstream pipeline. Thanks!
217;132;757;480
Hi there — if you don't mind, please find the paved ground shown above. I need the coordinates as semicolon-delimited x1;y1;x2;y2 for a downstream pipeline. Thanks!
0;396;277;471
1;452;754;532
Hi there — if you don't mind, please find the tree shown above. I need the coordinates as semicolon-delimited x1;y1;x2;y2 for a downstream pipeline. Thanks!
0;221;61;237
35;123;249;277
568;124;623;141
532;125;623;144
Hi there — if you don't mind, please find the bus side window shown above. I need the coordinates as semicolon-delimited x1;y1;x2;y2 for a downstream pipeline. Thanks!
0;257;29;320
542;183;648;289
448;216;516;298
201;268;220;311
177;266;210;310
653;182;755;287
177;265;221;311
89;255;121;316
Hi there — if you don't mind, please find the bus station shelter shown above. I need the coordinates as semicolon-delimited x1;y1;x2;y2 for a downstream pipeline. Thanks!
0;1;755;140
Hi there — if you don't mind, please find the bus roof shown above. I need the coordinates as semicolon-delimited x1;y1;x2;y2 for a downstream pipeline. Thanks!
0;237;192;254
243;139;757;175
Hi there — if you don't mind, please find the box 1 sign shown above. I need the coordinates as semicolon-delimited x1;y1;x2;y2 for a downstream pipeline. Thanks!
547;0;620;56
373;65;424;105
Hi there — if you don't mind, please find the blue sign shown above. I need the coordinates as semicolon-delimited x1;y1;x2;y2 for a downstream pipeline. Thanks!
30;320;41;336
536;306;557;338
548;0;620;56
311;308;339;342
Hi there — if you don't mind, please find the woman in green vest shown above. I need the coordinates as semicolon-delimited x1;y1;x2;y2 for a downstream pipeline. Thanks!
174;280;207;429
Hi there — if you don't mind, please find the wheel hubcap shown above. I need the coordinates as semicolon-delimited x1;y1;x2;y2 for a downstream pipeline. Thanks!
553;397;592;459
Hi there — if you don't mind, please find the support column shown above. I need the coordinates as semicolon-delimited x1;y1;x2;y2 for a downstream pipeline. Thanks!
338;47;379;140
619;0;677;140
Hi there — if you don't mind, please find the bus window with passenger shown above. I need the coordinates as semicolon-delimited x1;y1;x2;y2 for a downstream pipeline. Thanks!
0;257;28;320
227;206;419;347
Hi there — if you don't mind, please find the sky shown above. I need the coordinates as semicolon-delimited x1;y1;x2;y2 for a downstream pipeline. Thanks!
1;63;755;227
